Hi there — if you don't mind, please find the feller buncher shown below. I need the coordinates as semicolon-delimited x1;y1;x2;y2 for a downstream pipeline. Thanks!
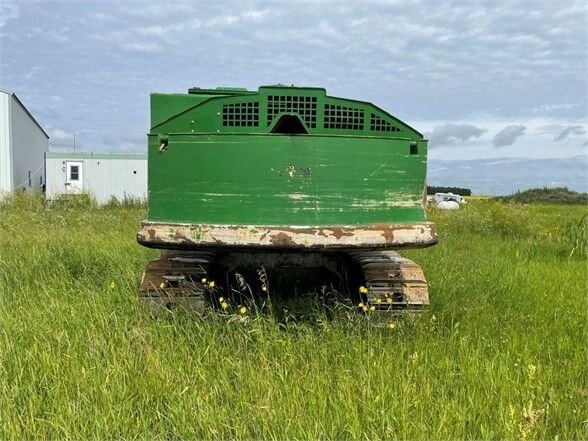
137;86;437;314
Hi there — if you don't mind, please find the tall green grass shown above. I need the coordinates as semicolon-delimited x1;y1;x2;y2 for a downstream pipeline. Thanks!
0;193;586;440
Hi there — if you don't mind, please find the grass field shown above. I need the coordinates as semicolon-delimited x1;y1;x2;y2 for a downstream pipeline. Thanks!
0;195;586;440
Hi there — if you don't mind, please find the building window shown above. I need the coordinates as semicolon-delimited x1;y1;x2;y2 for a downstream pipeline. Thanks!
70;165;79;181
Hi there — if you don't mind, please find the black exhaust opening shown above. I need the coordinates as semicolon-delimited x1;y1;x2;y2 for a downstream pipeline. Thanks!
270;115;308;134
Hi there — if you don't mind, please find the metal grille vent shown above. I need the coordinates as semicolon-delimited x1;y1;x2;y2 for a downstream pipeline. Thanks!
222;102;259;127
267;95;317;128
324;104;364;130
370;113;400;132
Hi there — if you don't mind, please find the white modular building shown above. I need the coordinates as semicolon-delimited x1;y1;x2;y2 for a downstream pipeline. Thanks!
45;152;147;204
0;89;49;197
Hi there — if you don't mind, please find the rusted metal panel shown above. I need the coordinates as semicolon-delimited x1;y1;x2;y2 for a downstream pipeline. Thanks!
137;221;437;250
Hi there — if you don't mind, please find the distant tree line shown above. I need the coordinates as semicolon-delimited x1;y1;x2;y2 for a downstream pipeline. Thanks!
427;186;472;196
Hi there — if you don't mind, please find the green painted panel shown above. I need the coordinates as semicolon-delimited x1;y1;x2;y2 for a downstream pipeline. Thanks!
151;93;207;128
151;86;423;139
147;134;427;226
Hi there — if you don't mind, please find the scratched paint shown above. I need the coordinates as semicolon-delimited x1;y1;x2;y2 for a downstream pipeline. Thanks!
285;193;312;201
349;199;421;209
148;134;428;225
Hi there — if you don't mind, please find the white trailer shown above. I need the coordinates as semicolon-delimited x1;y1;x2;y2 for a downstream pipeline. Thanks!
0;89;48;198
45;152;147;204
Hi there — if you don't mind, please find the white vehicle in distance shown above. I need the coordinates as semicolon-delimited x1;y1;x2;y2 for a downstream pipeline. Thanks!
434;192;467;210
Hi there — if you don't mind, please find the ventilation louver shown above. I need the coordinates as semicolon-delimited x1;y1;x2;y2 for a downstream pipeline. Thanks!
370;113;400;132
324;104;364;130
222;102;259;127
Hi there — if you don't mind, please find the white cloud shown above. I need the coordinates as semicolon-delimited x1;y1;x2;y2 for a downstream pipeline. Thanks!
120;41;162;53
0;2;18;30
530;103;581;115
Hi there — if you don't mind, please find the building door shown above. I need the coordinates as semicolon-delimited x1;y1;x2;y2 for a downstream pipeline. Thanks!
65;161;83;193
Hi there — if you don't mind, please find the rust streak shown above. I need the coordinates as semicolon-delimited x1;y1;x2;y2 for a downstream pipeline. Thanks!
278;227;328;236
380;227;395;244
270;232;297;247
329;228;354;239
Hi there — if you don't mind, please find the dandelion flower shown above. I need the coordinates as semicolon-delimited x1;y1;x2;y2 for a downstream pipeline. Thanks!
109;281;116;290
386;298;392;304
239;306;247;315
261;286;267;292
388;322;396;330
359;286;368;294
201;277;207;284
208;281;215;288
362;306;368;312
376;298;382;304
219;297;224;303
369;305;375;312
221;301;229;310
159;282;165;289
358;302;364;308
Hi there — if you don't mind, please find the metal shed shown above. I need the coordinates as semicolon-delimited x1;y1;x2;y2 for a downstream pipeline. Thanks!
0;89;49;197
45;152;147;204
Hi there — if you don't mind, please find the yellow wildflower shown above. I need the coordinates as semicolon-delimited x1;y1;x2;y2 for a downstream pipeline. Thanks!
261;286;267;292
219;297;224;303
201;277;207;284
388;322;396;330
208;281;215;288
376;298;382;304
369;305;375;312
221;301;229;310
358;302;364;308
386;298;392;304
239;306;247;315
159;282;165;289
359;286;368;294
109;281;116;290
362;306;368;312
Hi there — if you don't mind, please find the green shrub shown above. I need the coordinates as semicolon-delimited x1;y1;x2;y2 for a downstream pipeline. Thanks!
499;187;588;204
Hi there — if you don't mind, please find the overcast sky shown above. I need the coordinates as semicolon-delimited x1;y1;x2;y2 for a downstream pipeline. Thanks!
1;0;586;194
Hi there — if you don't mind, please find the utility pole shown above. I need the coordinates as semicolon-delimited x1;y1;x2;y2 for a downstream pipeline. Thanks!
73;132;76;153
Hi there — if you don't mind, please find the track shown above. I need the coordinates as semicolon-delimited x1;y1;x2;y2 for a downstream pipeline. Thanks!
350;251;429;311
139;250;429;314
139;251;213;312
